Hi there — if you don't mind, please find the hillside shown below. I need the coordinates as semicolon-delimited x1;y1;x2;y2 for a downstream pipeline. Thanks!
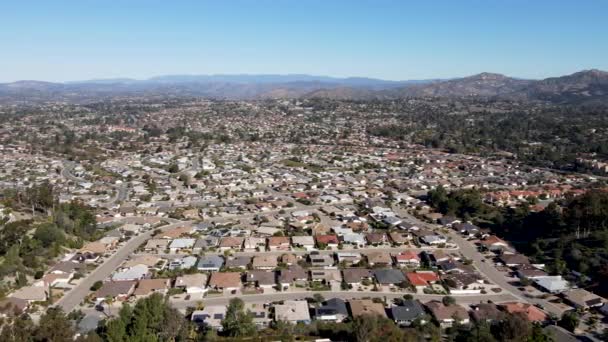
392;72;532;97
1;70;607;104
512;69;608;104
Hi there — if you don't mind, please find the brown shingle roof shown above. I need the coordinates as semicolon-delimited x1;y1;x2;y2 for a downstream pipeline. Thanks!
349;299;387;318
209;272;242;289
133;278;170;296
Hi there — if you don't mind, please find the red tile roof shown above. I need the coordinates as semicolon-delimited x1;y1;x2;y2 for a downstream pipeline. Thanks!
406;272;439;286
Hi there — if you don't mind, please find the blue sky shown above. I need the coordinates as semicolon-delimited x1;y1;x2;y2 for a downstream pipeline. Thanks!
1;1;607;82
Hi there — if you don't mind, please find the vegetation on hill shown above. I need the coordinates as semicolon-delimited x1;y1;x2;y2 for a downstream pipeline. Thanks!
0;182;100;292
427;186;608;295
369;104;608;171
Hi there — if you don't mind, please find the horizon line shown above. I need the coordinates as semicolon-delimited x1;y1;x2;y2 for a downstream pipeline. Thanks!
1;68;606;84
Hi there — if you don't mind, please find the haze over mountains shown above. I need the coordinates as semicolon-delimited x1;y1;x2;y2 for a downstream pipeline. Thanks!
1;69;607;104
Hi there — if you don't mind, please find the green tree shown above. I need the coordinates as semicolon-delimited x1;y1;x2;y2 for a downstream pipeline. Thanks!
495;312;532;342
558;311;579;332
90;280;103;291
0;314;35;342
34;308;76;342
442;296;456;306
221;298;256;337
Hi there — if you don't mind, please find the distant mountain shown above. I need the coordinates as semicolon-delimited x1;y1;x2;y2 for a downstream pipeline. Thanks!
144;74;424;89
382;70;608;104
390;72;533;98
0;70;607;104
301;86;379;100
510;69;608;104
4;80;62;91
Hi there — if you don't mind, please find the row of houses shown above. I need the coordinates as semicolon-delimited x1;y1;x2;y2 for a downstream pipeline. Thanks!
190;297;559;332
144;230;419;255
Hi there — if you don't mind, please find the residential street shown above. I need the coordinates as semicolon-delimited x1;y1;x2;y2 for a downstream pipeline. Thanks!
55;220;192;312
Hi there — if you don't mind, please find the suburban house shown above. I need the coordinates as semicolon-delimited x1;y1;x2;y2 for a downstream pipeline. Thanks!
425;300;470;328
280;253;298;266
309;252;335;268
315;235;339;249
515;265;548;279
44;261;84;287
0;297;28;317
168;256;197;270
168;238;196;254
218;237;244;252
470;303;505;323
197;255;224;271
245;270;277;288
192;236;219;254
111;265;149;281
9;285;47;303
393;251;421;267
252;255;278;270
533;276;570;294
500;253;530;267
245;303;271;328
94;281;137;302
314;298;349;322
80;241;109;255
243;237;266;252
274;300;311;324
225;256;252;270
267;236;291;251
342;268;373;287
391;300;426;326
442;272;483;292
208;272;242;291
499;302;548;322
144;239;170;253
389;231;411;246
310;269;342;285
365;251;392;266
291;236;315;250
174;273;208;294
341;233;366;247
453;223;480;238
349;299;387;318
563;289;605;310
373;269;406;286
245;270;277;289
406;271;440;292
479;235;510;252
438;216;461;227
191;305;227;331
279;266;308;289
124;255;162;269
366;233;388;246
132;278;170;298
336;252;362;265
419;234;448;246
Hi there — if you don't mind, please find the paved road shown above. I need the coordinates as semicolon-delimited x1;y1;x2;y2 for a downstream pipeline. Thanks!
393;206;565;317
55;220;192;312
62;160;85;183
102;182;128;207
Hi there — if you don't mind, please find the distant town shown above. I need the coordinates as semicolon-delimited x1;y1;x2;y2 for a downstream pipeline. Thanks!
1;94;608;341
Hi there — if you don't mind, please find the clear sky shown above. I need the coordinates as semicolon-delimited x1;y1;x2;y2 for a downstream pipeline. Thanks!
1;0;607;82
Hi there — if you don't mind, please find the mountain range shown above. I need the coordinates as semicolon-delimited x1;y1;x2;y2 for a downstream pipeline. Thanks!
1;70;607;104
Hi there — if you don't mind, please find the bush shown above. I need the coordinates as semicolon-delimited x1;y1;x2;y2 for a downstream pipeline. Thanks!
90;280;103;291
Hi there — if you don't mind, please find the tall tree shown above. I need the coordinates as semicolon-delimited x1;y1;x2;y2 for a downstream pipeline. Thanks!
221;298;256;337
